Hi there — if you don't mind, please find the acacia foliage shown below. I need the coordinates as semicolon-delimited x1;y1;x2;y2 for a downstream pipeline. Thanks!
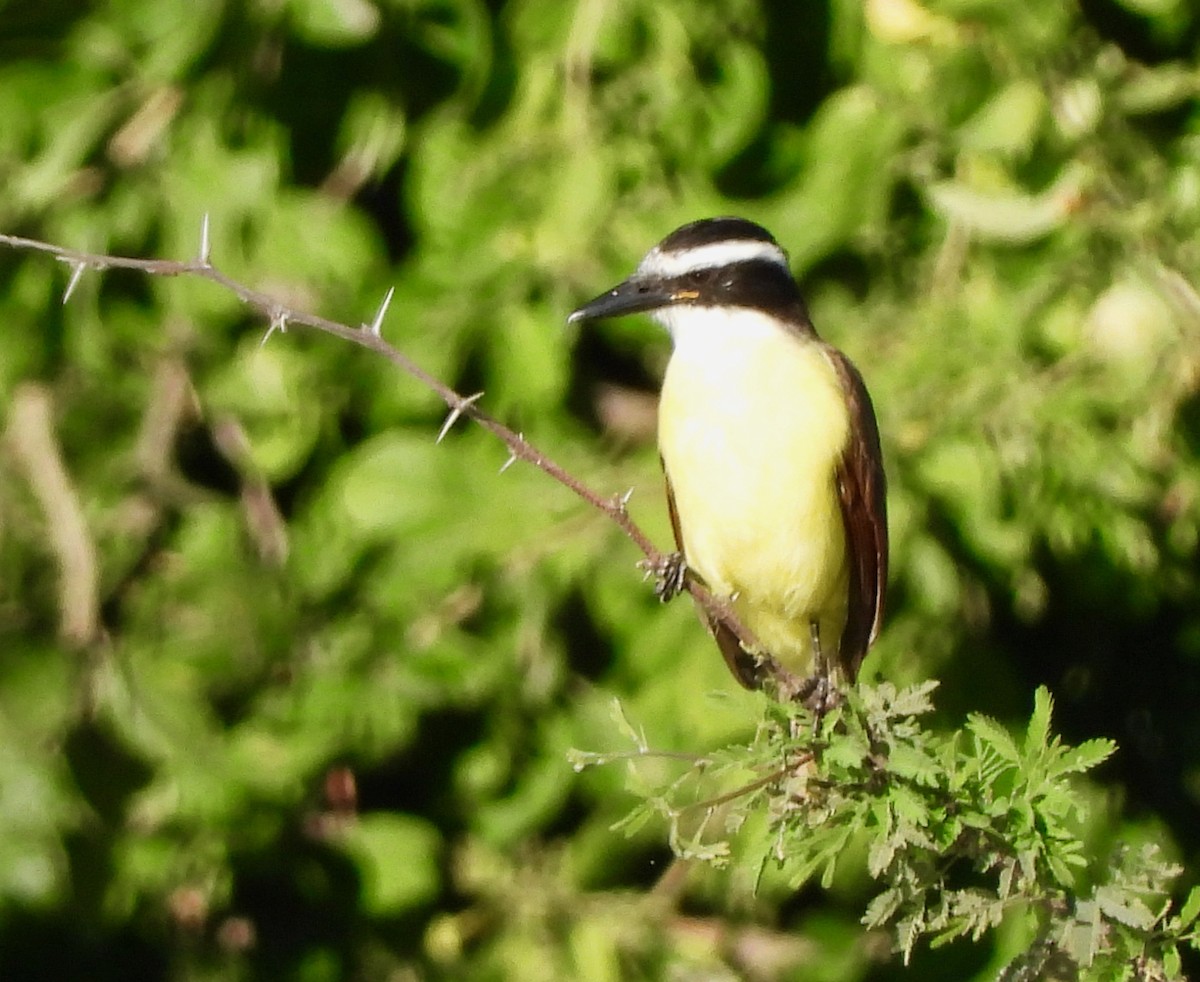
1;0;1199;979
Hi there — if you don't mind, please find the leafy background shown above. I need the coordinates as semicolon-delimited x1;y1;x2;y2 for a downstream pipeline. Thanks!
1;0;1199;978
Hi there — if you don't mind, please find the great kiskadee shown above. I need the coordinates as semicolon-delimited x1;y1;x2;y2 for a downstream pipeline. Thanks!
569;217;887;698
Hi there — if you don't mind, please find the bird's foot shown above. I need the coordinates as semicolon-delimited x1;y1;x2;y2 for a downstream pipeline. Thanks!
779;673;843;732
799;674;843;714
794;622;843;725
640;551;688;602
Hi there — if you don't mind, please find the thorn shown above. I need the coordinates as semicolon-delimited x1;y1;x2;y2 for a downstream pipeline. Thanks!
436;392;485;444
499;435;522;474
610;487;634;515
366;286;394;336
260;309;289;348
199;213;211;264
61;261;86;305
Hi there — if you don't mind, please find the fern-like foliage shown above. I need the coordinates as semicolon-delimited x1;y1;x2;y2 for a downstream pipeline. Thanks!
573;684;1200;978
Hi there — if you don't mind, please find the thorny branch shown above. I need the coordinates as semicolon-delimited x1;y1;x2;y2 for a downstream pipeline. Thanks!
0;227;769;663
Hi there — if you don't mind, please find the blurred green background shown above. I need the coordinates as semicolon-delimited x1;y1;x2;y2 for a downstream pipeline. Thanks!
2;0;1200;978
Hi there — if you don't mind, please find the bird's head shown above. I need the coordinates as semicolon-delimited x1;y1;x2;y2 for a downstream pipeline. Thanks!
568;217;804;330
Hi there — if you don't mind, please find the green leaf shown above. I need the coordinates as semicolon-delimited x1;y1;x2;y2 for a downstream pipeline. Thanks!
899;911;923;965
697;42;771;167
1095;885;1157;930
1051;738;1117;777
1025;686;1054;757
203;341;323;481
967;713;1021;764
773;84;907;271
1046;852;1080;889
1066;898;1105;968
342;813;442;915
286;0;380;46
864;886;904;928
609;801;658;838
891;785;931;829
867;835;898;879
1163;945;1182;979
886;680;941;719
887;740;941;786
1177;886;1200;928
958;79;1046;156
1110;0;1186;23
925;162;1090;243
1117;62;1200;115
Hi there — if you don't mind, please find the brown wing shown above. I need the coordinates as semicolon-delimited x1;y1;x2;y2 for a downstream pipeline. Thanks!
826;348;888;681
663;465;764;690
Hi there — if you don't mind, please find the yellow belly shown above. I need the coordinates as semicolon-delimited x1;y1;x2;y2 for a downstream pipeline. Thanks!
658;310;850;674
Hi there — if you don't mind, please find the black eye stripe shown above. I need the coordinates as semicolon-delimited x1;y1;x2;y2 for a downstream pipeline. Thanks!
657;258;804;315
670;259;792;284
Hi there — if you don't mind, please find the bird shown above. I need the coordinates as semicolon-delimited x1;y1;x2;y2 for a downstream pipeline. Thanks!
568;217;887;702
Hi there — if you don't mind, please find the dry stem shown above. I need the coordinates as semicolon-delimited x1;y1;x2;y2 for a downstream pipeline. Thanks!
5;382;100;646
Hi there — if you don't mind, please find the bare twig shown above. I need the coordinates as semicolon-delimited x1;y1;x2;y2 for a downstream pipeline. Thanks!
0;229;765;658
210;415;289;567
5;383;100;647
134;356;198;486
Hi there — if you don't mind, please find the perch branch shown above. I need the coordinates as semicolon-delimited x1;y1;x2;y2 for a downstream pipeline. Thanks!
0;229;766;660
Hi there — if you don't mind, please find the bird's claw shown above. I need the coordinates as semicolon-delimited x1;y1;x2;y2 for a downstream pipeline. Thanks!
800;674;842;715
639;551;688;602
779;672;843;731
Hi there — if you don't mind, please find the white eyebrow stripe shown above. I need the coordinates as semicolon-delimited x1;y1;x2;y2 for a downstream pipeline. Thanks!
637;239;788;278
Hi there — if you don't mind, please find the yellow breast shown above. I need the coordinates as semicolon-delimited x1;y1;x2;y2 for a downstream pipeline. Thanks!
657;307;851;674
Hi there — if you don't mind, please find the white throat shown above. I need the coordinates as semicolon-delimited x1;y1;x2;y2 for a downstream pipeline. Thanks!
652;304;796;348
